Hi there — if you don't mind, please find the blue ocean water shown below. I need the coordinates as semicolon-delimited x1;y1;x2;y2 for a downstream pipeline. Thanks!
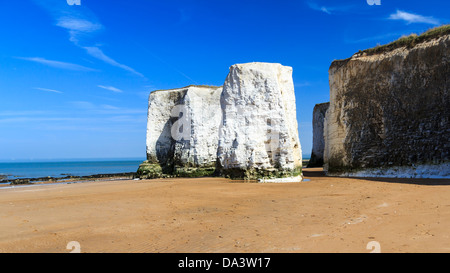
0;159;144;180
0;156;311;181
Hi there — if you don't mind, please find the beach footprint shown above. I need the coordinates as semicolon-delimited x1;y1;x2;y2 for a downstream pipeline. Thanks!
345;215;368;225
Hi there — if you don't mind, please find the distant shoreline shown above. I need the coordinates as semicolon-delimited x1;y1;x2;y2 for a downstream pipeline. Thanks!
0;158;312;186
0;157;146;163
0;159;144;184
0;172;137;186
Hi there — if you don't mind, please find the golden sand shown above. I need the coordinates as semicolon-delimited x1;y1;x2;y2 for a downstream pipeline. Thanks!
0;168;449;253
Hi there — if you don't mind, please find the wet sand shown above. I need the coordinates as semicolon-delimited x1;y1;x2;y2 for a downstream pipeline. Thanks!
0;168;449;253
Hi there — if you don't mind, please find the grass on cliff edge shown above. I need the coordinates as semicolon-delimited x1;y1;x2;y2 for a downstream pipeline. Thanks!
361;24;450;56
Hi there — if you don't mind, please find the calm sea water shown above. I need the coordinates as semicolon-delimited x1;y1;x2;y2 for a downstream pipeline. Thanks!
0;156;311;181
0;159;144;180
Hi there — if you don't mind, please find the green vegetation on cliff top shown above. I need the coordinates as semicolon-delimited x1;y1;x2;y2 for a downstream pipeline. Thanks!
362;24;450;56
332;24;450;68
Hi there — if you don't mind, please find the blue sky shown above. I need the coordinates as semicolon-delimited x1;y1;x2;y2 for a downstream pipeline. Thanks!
0;0;448;161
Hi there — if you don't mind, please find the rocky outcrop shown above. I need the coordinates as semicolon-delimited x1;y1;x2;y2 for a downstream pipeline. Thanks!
324;33;450;178
307;102;329;168
137;62;303;182
216;63;302;181
137;85;222;179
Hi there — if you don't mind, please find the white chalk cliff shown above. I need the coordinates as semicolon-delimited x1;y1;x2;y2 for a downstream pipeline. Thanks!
217;63;302;180
138;62;303;181
307;102;329;167
324;33;450;178
139;85;222;178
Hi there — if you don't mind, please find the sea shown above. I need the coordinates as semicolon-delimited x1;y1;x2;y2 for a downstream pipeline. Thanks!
0;155;312;183
0;158;145;181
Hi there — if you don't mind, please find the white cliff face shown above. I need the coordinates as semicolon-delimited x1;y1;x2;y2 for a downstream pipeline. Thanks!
145;85;222;174
139;62;303;181
307;102;329;167
146;88;183;166
217;62;302;180
324;34;450;177
172;86;223;170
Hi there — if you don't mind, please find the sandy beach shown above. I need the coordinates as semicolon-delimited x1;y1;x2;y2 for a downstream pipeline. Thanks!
0;168;449;253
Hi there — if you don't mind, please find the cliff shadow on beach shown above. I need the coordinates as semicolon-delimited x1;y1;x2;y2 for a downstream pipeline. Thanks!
345;176;450;186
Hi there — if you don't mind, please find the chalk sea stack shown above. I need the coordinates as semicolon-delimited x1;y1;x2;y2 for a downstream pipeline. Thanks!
137;62;303;181
324;29;450;178
217;63;302;181
307;102;329;168
137;85;223;179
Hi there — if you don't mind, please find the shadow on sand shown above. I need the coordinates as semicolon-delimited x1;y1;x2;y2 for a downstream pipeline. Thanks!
302;167;450;186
